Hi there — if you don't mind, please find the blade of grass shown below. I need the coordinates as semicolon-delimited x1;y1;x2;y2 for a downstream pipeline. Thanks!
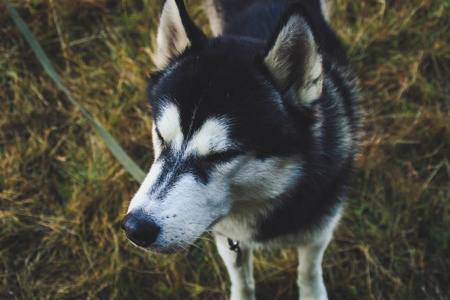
2;0;146;183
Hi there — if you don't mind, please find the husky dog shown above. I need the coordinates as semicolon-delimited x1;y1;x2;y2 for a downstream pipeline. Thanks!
122;0;359;299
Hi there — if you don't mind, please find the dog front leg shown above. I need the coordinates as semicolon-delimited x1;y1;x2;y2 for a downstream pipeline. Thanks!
216;236;255;300
297;235;331;300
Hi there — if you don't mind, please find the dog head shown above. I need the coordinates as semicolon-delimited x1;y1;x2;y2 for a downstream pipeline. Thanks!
122;0;323;252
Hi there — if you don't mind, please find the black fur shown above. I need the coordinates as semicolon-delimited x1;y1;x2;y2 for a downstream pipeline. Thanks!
146;0;358;241
172;0;206;44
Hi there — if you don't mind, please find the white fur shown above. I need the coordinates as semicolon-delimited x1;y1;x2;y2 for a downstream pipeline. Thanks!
131;115;340;299
127;153;304;252
186;118;231;156
214;207;342;300
156;103;184;152
127;161;163;213
264;16;323;107
297;209;341;300
264;18;297;84
204;0;225;36
216;236;256;300
320;0;331;23
125;1;350;299
152;173;230;250
129;160;235;251
213;156;303;242
152;122;162;160
300;49;323;104
154;0;192;69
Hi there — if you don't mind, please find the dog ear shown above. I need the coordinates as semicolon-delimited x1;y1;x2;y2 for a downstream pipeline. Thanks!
204;0;225;36
153;0;206;69
264;6;323;107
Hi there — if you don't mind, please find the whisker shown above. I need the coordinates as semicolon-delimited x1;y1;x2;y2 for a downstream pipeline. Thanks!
197;236;214;242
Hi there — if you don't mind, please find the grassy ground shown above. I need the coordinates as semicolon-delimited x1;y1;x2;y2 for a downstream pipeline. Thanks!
0;0;448;299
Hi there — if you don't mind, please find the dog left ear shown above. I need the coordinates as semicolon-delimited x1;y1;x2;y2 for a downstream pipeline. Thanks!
264;6;323;107
153;0;206;69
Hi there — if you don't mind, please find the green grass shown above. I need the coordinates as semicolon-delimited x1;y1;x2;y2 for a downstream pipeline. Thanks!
0;0;448;299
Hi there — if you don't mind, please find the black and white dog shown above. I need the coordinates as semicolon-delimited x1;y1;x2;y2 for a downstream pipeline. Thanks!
122;0;359;299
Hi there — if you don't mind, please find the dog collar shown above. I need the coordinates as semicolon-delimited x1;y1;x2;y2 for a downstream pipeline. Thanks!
227;238;242;267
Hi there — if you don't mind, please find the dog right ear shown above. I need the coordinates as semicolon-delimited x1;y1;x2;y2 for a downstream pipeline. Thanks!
264;5;323;108
153;0;206;69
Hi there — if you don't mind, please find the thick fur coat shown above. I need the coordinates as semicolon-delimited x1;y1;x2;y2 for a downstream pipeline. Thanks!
122;1;360;299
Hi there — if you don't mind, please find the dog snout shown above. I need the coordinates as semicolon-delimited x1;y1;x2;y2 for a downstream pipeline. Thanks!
121;212;160;248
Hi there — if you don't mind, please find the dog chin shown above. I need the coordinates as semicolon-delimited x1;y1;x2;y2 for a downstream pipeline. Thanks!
140;243;187;254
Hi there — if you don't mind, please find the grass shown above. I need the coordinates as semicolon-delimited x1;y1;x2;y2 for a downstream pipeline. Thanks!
0;0;448;299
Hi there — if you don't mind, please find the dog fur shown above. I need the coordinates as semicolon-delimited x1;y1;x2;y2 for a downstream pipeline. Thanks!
122;0;360;299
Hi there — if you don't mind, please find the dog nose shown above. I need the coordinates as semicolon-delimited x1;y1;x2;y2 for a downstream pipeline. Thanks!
121;212;160;248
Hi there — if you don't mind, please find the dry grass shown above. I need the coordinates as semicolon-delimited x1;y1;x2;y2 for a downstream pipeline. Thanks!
0;0;448;299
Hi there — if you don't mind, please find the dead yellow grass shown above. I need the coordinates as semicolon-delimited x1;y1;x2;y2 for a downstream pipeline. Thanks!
0;0;448;299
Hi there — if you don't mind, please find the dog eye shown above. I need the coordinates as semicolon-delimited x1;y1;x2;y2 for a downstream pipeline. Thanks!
204;150;240;164
155;127;166;145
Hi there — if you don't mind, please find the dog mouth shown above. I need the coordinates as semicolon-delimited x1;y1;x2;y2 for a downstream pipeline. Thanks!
140;244;183;254
122;208;225;254
122;228;190;254
121;215;199;254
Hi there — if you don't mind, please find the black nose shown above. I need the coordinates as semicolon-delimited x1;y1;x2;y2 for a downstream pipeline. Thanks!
121;212;160;248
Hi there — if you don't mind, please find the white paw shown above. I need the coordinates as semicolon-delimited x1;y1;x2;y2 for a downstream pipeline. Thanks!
299;287;328;300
